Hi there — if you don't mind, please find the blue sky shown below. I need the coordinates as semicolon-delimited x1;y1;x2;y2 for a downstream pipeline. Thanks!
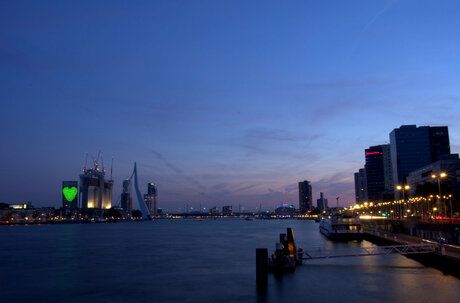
1;0;460;211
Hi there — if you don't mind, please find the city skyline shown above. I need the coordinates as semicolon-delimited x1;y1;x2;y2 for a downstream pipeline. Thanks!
2;1;460;209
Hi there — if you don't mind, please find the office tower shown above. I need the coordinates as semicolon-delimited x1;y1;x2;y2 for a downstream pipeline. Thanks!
365;144;394;202
316;192;328;211
62;181;78;208
145;183;158;214
390;125;450;186
429;127;450;162
354;168;367;203
79;161;113;209
120;179;132;211
298;180;312;212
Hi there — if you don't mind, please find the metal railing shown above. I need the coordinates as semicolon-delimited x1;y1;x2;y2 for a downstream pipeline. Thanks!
302;243;435;261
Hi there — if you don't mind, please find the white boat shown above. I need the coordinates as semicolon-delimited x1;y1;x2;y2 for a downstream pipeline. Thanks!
319;214;363;240
92;218;107;223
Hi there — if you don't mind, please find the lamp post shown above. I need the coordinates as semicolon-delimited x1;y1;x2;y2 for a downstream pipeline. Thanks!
431;172;447;218
396;185;410;220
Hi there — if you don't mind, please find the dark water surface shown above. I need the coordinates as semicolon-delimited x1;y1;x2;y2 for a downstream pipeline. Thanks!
1;219;459;302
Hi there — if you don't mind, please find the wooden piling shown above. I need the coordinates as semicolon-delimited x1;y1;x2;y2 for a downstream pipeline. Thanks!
256;248;268;291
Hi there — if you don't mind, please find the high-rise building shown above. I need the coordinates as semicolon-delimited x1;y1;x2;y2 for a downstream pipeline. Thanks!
298;180;312;212
79;162;113;209
62;181;78;208
144;194;153;212
390;125;450;187
120;179;132;211
354;168;367;203
141;183;158;214
364;144;394;202
429;127;451;162
316;192;328;211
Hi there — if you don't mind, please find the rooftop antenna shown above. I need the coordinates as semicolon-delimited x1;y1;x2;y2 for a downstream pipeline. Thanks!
83;153;88;172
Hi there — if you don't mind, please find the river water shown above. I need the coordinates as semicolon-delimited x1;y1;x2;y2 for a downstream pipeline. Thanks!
1;219;459;302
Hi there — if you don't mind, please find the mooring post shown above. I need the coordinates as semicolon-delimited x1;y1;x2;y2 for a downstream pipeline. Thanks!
256;248;268;291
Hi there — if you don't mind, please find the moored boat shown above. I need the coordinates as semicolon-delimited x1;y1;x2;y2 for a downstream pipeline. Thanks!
319;213;363;240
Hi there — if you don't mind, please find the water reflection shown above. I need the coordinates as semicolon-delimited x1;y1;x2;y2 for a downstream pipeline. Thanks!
0;219;459;303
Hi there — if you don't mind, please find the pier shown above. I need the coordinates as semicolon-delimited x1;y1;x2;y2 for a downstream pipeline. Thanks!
302;243;435;261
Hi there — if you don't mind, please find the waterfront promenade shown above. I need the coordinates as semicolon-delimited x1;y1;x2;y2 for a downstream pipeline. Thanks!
364;227;460;261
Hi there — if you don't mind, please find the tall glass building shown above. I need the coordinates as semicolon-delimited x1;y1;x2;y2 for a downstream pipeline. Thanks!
298;180;312;212
365;144;394;202
145;183;158;214
390;125;450;194
120;179;132;211
354;168;367;203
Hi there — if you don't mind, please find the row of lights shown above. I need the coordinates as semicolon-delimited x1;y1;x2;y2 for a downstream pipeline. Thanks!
346;172;455;221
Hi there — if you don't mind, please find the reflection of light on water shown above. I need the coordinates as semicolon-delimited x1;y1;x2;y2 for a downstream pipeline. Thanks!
3;219;460;302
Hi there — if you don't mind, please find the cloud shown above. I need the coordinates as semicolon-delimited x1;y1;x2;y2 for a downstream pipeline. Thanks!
235;184;258;192
284;184;298;193
267;188;282;194
211;183;228;190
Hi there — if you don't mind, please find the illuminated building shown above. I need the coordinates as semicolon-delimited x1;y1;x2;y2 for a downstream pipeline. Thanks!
222;206;232;215
210;207;219;215
274;205;296;216
62;181;79;208
298;180;312;212
146;183;158;214
142;183;158;214
9;202;33;209
144;194;153;213
120;179;132;211
354;168;367;204
79;159;113;209
316;192;328;211
364;144;394;202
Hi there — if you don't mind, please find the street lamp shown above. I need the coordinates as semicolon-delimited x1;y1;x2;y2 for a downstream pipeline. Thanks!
396;185;410;219
448;194;453;224
431;172;447;218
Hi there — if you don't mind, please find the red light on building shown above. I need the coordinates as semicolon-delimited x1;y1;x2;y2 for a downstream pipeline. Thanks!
365;151;381;156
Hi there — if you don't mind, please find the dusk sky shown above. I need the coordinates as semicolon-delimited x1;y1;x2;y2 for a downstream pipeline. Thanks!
1;0;460;211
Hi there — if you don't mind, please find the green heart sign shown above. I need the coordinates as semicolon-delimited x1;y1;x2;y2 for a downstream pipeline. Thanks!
63;186;78;202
